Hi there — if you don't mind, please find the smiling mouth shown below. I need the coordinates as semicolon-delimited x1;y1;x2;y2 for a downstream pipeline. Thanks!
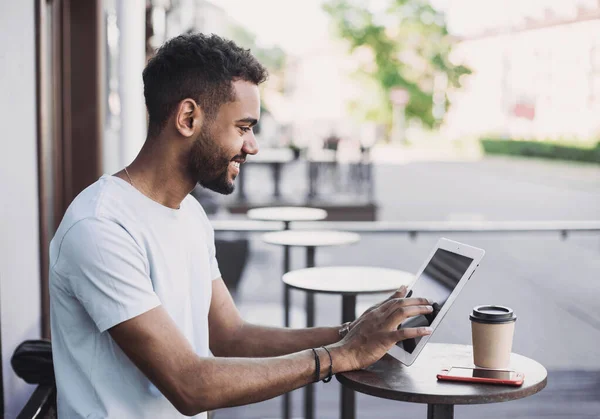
231;155;247;166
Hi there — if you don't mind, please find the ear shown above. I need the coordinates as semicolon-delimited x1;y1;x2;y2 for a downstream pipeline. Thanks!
175;98;203;137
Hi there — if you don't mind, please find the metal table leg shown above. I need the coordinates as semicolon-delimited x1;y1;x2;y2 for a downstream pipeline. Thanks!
237;166;246;201
427;404;454;419
283;243;291;327
304;290;316;419
341;295;356;323
340;294;357;419
282;242;291;419
305;246;316;329
282;219;291;419
273;162;282;199
307;161;317;200
306;246;315;269
303;246;316;419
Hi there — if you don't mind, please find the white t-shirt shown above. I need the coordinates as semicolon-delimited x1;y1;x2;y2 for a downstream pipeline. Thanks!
49;175;221;419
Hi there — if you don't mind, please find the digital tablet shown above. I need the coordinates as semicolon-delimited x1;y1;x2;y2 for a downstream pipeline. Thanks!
387;238;485;366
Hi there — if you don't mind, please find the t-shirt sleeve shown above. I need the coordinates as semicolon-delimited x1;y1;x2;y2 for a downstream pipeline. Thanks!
52;217;161;332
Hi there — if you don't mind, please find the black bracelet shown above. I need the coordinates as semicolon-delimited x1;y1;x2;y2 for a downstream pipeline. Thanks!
311;348;320;383
321;346;333;383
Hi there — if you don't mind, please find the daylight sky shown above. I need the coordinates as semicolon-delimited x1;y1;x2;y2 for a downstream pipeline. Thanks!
209;0;597;54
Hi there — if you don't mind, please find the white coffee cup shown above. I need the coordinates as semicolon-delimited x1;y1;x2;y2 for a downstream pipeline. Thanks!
470;305;517;369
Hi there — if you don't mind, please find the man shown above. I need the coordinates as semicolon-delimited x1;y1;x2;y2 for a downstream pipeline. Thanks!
49;34;433;418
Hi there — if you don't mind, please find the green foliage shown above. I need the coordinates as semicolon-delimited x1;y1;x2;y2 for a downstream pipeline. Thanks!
480;137;600;164
323;0;470;130
228;24;286;73
227;23;287;108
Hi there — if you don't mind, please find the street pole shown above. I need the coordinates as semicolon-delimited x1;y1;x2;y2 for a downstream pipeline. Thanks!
390;87;410;144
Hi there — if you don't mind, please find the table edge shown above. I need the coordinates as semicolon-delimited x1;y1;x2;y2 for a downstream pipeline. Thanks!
247;211;328;222
262;237;361;247
336;370;548;405
282;267;414;295
284;283;403;295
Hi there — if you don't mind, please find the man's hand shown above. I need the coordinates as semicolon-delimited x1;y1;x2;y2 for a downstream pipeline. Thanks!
331;286;433;372
346;285;411;334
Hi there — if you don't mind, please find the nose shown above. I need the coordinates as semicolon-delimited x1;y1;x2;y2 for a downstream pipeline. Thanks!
242;132;259;156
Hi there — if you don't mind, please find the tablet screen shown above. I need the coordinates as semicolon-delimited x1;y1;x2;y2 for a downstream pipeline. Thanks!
396;248;473;353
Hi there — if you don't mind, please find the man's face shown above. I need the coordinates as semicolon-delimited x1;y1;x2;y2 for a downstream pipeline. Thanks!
188;80;260;194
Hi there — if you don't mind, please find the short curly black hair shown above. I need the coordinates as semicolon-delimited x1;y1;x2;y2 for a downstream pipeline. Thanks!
143;33;268;136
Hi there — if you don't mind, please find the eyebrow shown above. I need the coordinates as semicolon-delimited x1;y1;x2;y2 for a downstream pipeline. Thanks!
236;117;258;127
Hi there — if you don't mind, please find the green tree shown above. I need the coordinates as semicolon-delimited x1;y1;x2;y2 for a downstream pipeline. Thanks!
323;0;470;130
228;24;286;75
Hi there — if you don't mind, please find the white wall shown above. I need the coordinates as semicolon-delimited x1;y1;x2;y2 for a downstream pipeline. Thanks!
0;0;42;416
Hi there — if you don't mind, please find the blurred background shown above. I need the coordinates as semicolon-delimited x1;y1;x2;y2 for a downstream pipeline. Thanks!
1;0;599;418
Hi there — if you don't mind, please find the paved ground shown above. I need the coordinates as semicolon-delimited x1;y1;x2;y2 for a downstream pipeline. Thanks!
216;371;600;419
211;156;600;418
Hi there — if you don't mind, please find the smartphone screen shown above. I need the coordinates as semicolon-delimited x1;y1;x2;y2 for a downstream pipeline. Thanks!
448;367;517;380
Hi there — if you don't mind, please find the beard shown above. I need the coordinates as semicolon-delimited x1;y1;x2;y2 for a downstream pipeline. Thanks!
188;125;236;195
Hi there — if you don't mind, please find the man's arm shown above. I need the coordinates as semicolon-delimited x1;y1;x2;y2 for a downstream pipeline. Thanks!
208;278;412;358
109;306;322;415
109;288;433;416
208;278;340;357
110;307;324;415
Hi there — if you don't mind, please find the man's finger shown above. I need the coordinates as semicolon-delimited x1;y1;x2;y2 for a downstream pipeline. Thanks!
394;326;433;341
402;297;433;306
384;297;433;312
388;305;433;324
389;285;408;299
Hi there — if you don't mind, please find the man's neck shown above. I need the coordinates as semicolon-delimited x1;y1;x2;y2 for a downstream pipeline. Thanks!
116;138;196;210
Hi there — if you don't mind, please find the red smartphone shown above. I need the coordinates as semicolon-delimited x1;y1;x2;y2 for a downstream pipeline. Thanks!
437;366;524;386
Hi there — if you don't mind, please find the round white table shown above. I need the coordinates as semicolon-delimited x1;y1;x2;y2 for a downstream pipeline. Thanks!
250;212;327;419
262;230;360;248
247;207;327;230
282;266;415;296
262;231;361;419
261;230;361;327
281;265;414;419
250;209;329;324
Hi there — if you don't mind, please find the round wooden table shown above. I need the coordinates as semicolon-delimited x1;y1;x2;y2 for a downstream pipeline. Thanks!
337;343;548;419
283;266;415;419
